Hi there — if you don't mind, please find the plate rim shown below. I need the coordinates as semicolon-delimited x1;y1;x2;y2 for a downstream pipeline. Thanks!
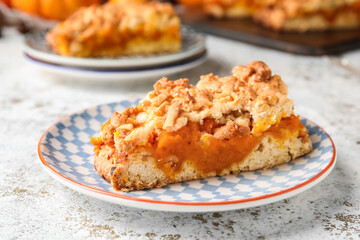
24;26;206;69
25;51;208;81
25;50;207;73
37;102;337;211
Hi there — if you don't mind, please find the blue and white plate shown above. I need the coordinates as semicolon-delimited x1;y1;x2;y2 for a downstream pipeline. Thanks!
38;100;336;212
24;26;206;69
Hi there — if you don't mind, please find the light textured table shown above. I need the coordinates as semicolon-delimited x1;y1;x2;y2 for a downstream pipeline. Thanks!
1;27;360;239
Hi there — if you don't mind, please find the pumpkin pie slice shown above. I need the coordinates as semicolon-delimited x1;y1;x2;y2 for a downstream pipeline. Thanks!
91;61;312;191
46;1;181;57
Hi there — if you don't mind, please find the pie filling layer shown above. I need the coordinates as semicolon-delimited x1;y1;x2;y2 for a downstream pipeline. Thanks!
54;28;181;57
92;115;308;179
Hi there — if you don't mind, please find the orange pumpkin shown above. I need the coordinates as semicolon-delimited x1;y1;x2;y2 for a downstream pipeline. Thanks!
10;0;100;20
10;0;38;14
0;0;11;7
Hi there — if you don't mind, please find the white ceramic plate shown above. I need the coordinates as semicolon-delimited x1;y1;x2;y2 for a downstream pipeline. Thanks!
24;26;206;69
38;100;336;212
25;50;207;81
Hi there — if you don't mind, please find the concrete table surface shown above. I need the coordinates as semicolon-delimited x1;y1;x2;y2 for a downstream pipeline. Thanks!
1;28;360;239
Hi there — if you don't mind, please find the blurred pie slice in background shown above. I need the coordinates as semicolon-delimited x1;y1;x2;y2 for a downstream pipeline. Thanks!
46;1;182;57
200;0;360;31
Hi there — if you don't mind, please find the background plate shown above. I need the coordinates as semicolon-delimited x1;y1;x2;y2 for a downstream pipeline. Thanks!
25;50;207;81
38;100;336;212
24;26;206;69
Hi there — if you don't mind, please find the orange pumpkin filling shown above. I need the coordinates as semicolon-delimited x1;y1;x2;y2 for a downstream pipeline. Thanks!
147;115;307;178
149;121;259;178
55;26;181;57
92;115;308;179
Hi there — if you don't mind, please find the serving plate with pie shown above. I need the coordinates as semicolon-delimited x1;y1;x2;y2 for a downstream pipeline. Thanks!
24;26;206;69
37;99;335;212
23;0;207;81
38;61;336;212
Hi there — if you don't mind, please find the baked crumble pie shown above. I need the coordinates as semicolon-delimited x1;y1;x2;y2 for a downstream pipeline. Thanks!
91;61;312;191
203;0;360;31
254;0;360;31
46;1;181;57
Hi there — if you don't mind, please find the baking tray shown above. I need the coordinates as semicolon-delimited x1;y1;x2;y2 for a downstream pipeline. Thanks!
179;7;360;56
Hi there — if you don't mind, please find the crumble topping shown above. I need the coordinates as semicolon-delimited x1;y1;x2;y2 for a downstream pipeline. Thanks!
50;1;179;36
100;61;293;152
